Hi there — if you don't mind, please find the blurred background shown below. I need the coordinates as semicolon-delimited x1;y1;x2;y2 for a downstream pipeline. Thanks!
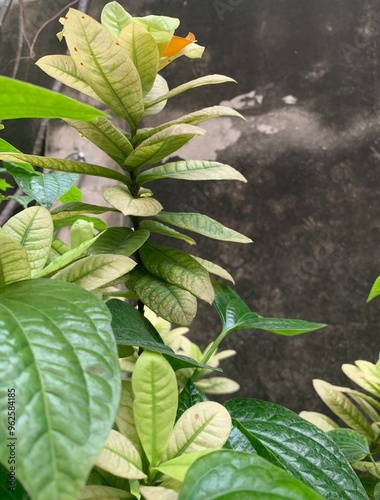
1;0;380;413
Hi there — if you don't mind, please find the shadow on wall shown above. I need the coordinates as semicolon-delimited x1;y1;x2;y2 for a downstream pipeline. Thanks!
1;0;380;412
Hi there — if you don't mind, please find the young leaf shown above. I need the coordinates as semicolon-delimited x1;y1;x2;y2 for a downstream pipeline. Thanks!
139;242;214;303
118;23;159;96
368;275;380;302
52;254;136;290
137;160;247;185
0;236;31;286
95;430;146;480
162;402;231;462
70;219;94;248
192;255;234;283
59;185;83;204
0;279;121;500
3;206;53;276
313;379;376;441
63;9;144;130
143;74;169;117
123;125;205;171
145;74;236;109
195;377;240;394
140;220;196;245
128;266;197;326
225;399;368;500
179;450;325;500
0;153;128;184
154;212;252;243
132;351;178;467
153;450;213;482
103;185;163;216
101;1;132;37
342;361;380;398
36;55;103;102
0;75;108;121
89;227;150;256
66;118;134;166
327;428;370;463
134;105;245;145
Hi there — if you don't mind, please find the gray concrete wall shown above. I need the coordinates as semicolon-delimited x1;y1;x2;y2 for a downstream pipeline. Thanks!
2;0;380;413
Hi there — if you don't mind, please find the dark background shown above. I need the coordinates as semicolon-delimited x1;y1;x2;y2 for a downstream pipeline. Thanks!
1;0;380;413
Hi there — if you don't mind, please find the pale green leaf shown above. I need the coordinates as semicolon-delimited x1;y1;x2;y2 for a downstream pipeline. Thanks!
118;23;159;96
63;9;144;130
116;380;142;455
139;486;178;500
66;118;133;166
145;75;236;109
132;351;178;467
143;74;169;117
134;105;245;144
79;485;132;499
89;227;150;256
70;219;94;248
140;220;196;245
313;379;376;441
163;402;231;462
0;279;121;500
299;411;339;432
139;243;214;303
0;236;31;286
137;160;247;185
0;75;108;121
103;185;163;216
155;212;252;243
153;450;213;482
36;55;102;102
51;237;70;256
128;267;198;326
52;254;136;290
54;216;107;233
101;1;132;37
191;255;234;283
342;361;380;398
195;377;240;395
124;125;205;171
51;202;120;221
96;429;146;480
3;206;53;276
0;153;128;184
59;185;83;204
368;275;380;302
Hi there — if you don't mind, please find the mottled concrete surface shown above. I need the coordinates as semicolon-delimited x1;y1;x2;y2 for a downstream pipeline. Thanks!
2;0;380;413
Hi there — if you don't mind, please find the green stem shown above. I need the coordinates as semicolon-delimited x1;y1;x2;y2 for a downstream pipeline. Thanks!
191;328;229;383
369;453;380;478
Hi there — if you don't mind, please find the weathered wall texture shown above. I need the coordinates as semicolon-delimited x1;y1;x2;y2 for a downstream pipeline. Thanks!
1;0;380;413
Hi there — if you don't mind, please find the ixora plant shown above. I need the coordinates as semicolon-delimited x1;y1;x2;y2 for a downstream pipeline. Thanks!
0;2;369;499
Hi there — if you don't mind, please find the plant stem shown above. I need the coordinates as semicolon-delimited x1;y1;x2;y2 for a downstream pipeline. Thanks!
191;328;229;382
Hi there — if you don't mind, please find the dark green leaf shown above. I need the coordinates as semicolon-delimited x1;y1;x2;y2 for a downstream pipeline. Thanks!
176;379;209;421
107;299;220;372
328;428;370;462
179;450;325;500
225;399;368;500
0;463;29;499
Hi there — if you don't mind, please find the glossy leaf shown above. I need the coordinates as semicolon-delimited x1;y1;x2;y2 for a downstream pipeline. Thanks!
103;185;163;216
327;428;370;462
145;74;236;109
52;254;136;290
179;450;325;500
0;75;107;121
123;125;205;171
225;399;368;499
192;255;234;283
132;351;178;467
155;212;252;244
139;242;214;303
66;118;133;166
0;279;121;500
163;402;231;462
0;153;128;184
140;220;196;245
89;227;150;256
118;23;159;96
128;266;197;325
101;1;132;37
313;379;376;441
177;379;209;420
0;236;31;286
63;9;144;129
96;430;146;480
138;160;247;185
107;299;218;371
36;55;102;102
213;282;326;335
115;380;141;454
3;206;53;276
134;105;245;145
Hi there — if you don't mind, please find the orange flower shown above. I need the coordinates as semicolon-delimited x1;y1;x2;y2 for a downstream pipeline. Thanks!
161;32;196;57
